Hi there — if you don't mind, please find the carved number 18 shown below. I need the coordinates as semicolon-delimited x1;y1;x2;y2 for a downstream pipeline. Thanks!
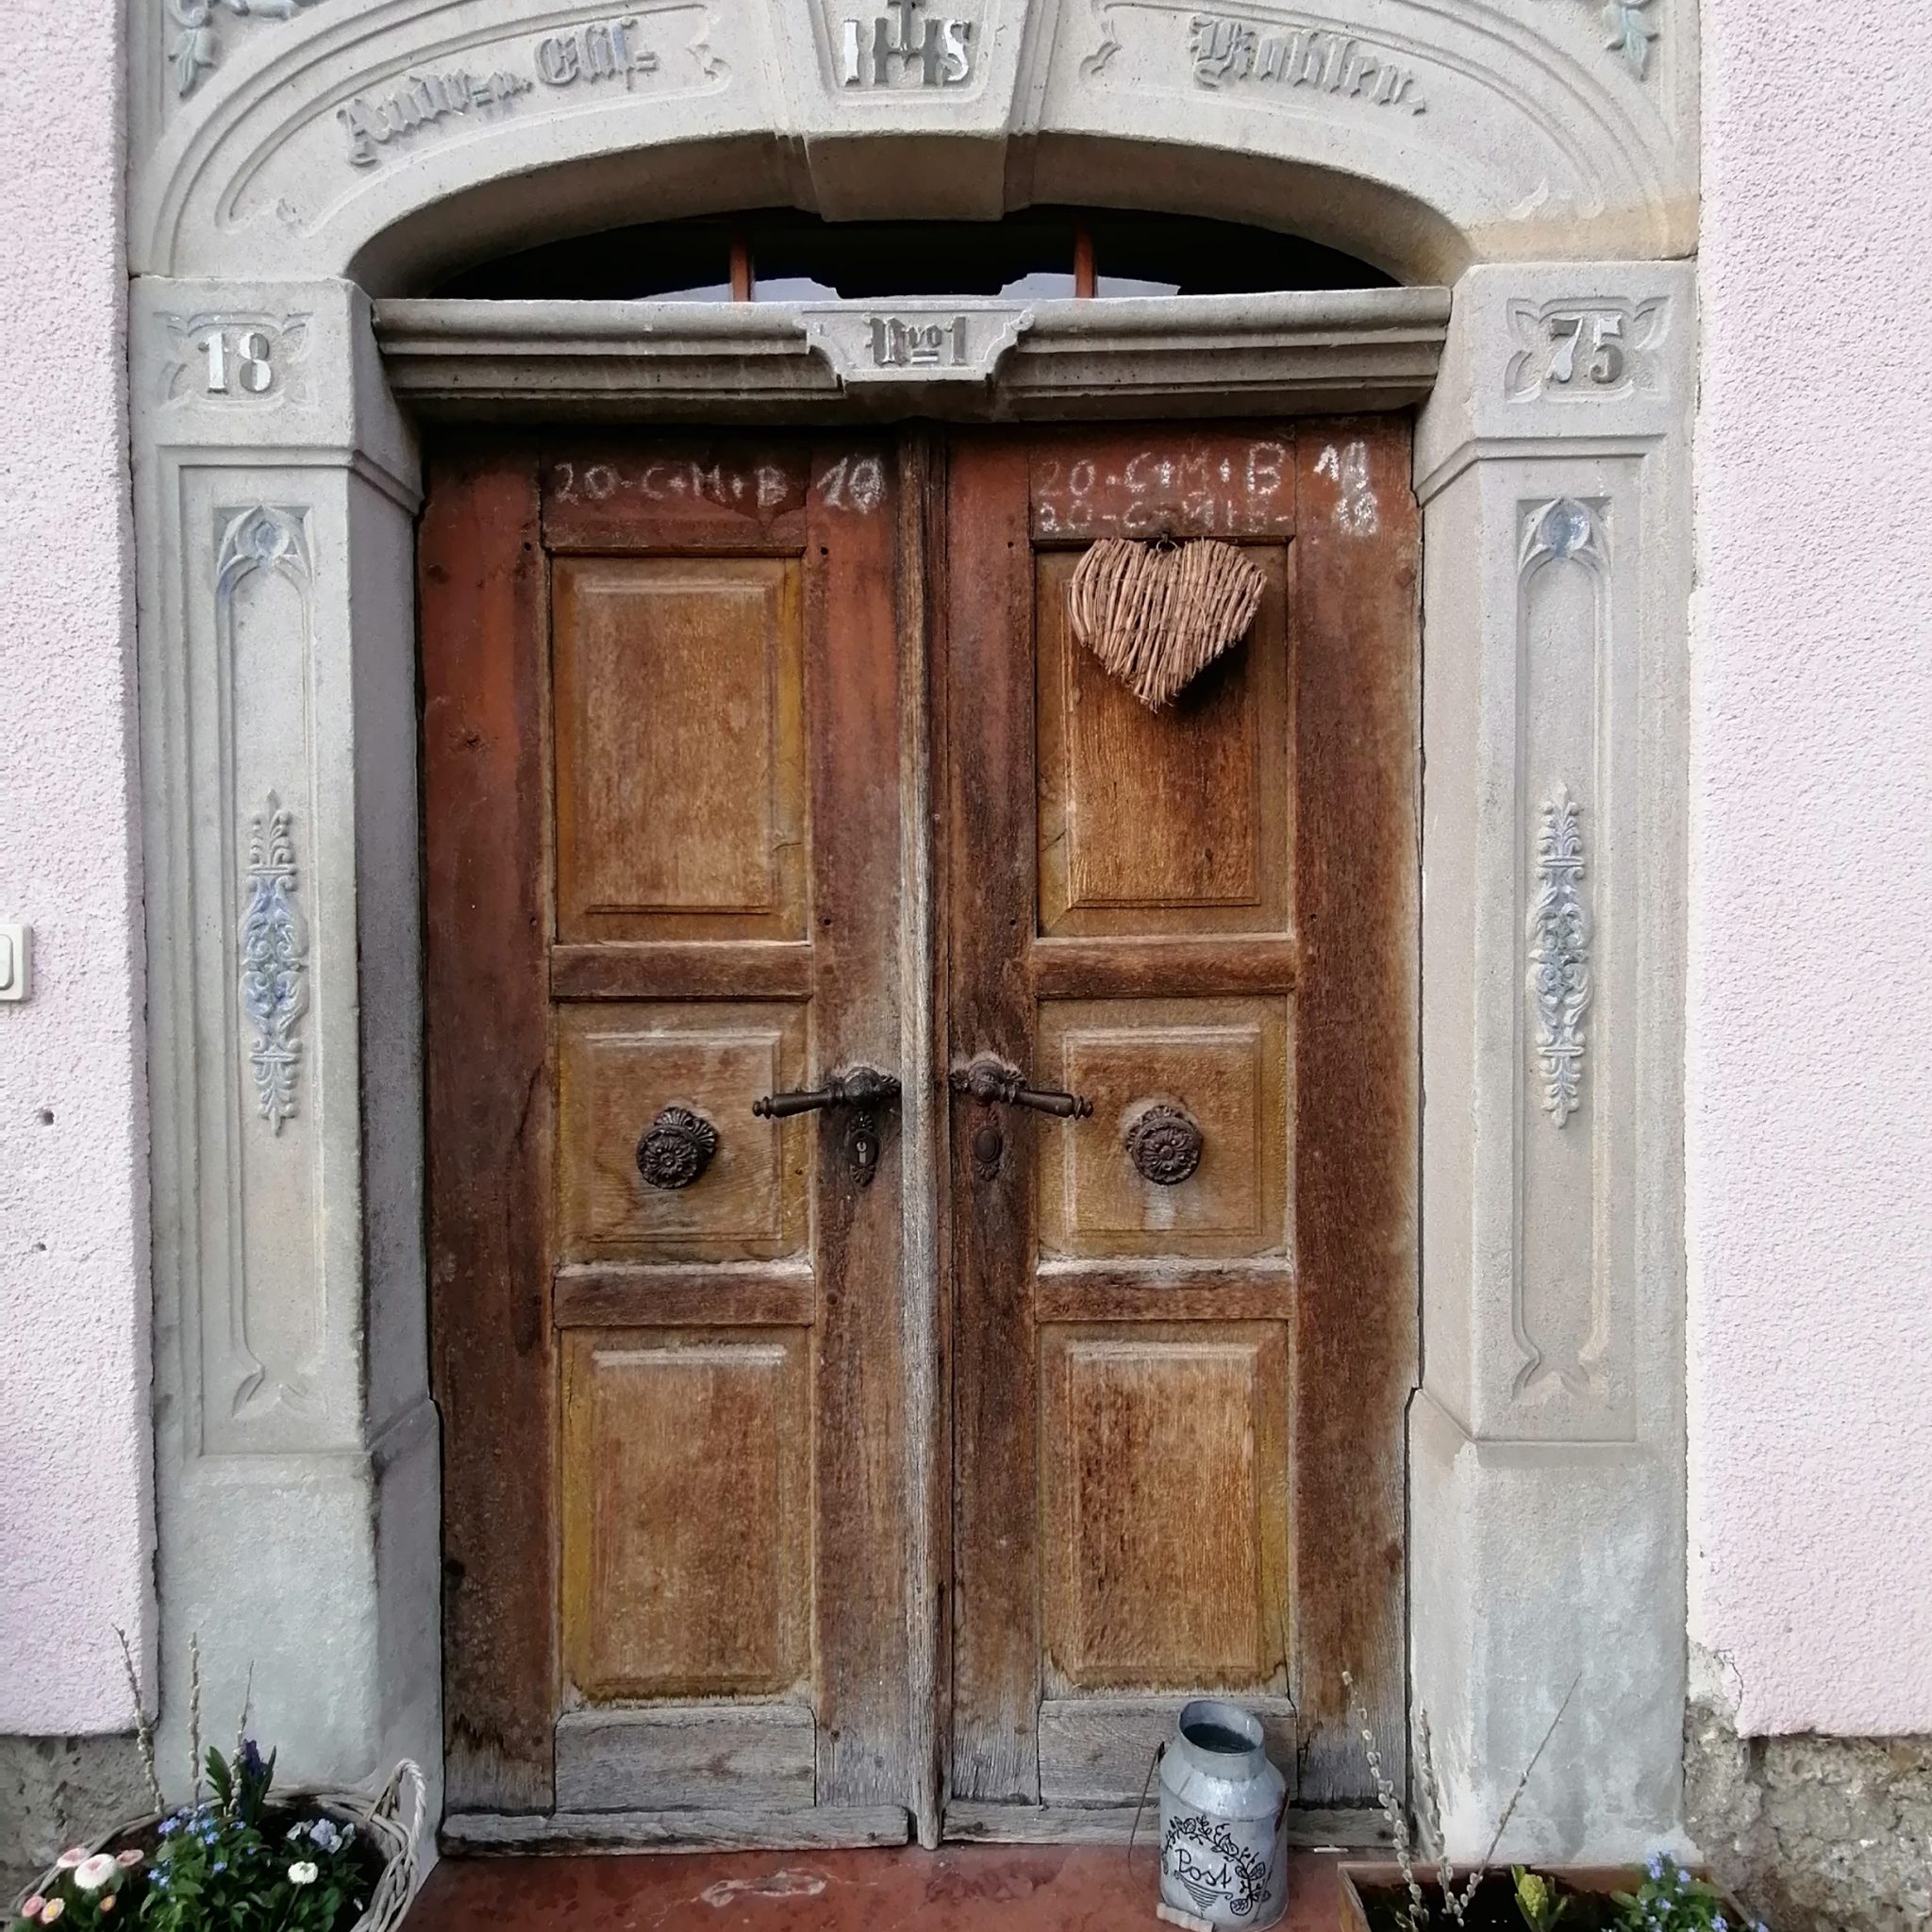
204;328;275;396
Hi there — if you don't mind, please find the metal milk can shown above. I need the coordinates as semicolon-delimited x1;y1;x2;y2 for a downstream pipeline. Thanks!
1157;1698;1290;1928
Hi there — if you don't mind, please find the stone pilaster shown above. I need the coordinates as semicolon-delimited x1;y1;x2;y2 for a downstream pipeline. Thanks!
1409;260;1694;1858
130;279;438;1806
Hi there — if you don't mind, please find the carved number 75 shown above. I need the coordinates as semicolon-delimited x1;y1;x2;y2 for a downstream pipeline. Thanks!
1548;313;1624;388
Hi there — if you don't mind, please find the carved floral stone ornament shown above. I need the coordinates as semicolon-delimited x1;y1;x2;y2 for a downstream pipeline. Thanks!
1595;0;1658;75
238;793;308;1134
1527;0;1658;76
216;503;310;594
1527;786;1592;1127
1519;495;1605;573
168;0;325;97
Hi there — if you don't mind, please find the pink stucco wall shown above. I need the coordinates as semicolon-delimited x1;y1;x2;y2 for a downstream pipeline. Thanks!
0;5;152;1731
1688;0;1932;1732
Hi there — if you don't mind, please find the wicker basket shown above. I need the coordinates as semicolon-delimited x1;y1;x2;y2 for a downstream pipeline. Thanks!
11;1761;426;1932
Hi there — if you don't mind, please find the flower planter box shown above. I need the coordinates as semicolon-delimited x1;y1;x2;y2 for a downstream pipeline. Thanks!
1338;1861;1755;1932
11;1764;424;1932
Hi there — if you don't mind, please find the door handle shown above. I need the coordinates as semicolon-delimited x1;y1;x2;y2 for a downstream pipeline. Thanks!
752;1065;901;1119
950;1054;1093;1120
752;1064;900;1188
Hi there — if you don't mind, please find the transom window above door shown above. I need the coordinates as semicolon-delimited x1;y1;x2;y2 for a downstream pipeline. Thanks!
433;206;1394;303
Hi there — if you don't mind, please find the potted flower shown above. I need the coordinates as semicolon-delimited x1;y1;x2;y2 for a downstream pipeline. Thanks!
1335;1673;1765;1931
9;1639;423;1932
1338;1855;1768;1932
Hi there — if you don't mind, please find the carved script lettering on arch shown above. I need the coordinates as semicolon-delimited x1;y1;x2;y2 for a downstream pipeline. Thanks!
1189;15;1426;114
336;16;661;167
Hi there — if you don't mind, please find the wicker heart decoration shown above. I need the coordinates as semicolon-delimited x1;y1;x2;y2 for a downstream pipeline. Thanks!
1067;535;1268;709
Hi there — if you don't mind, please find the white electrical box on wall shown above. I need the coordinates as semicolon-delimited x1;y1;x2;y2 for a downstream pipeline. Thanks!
0;923;31;1002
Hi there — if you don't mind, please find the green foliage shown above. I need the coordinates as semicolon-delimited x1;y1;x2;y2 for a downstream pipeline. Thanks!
1613;1855;1768;1932
10;1742;371;1932
1512;1867;1570;1932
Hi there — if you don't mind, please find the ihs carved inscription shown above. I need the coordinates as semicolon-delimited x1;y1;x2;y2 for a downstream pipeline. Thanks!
839;0;974;87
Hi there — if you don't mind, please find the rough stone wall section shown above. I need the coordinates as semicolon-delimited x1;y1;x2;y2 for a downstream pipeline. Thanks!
0;1738;150;1903
0;5;153;1729
1687;1665;1932;1932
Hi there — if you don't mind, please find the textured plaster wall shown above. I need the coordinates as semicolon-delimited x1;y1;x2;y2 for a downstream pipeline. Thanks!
1690;0;1932;1733
0;2;151;1731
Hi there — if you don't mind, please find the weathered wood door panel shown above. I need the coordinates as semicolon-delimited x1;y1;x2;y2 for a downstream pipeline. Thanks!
425;419;1414;1848
425;436;917;1837
944;424;1416;1830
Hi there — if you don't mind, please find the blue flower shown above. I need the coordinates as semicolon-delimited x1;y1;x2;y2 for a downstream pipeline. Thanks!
1714;1917;1727;1932
157;1819;179;1839
213;1861;227;1874
240;1740;265;1780
1647;1854;1665;1880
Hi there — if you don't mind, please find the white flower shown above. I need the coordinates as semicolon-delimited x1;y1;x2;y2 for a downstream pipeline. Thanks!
288;1861;319;1886
54;1850;88;1871
73;1856;119;1892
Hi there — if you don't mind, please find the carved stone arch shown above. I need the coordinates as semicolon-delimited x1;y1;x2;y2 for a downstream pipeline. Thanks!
125;0;1697;1864
128;0;1693;290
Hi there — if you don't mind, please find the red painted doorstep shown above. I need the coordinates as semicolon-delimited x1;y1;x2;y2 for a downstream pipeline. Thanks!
405;1847;1342;1932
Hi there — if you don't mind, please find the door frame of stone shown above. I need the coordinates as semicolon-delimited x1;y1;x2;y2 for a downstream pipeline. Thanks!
128;48;1693;1854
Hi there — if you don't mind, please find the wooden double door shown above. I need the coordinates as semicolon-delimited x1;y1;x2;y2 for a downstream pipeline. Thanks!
424;423;1416;1848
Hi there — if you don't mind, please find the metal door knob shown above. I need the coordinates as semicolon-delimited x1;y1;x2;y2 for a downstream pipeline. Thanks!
636;1106;719;1190
950;1054;1092;1120
1124;1102;1203;1185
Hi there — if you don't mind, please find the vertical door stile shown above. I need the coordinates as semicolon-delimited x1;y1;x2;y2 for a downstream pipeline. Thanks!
898;429;948;1849
423;444;558;1815
944;436;1044;1809
808;437;916;1813
1288;420;1419;1800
